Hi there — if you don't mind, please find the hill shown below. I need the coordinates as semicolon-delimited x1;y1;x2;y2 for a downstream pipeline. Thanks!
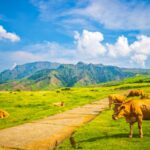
0;61;60;84
0;61;150;90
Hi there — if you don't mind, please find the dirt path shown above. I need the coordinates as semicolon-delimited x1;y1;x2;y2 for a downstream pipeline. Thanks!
0;98;108;150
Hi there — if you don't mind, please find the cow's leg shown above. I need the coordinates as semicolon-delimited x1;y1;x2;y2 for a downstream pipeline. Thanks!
137;116;143;138
129;123;134;138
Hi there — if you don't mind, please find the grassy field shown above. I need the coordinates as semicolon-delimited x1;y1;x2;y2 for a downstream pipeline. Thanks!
0;76;150;129
0;75;150;149
0;86;116;129
60;109;150;150
59;81;150;150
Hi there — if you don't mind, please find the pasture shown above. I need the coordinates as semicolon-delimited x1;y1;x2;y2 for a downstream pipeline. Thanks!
59;82;150;149
0;87;115;129
60;110;150;150
0;77;150;149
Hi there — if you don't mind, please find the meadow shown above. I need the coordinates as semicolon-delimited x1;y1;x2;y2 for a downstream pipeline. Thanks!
0;86;115;129
59;77;150;150
60;109;150;150
0;75;150;149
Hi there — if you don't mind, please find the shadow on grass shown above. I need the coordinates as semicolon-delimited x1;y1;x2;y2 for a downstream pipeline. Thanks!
79;133;141;143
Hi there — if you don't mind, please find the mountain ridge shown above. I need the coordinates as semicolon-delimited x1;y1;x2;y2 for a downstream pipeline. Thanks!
0;61;150;90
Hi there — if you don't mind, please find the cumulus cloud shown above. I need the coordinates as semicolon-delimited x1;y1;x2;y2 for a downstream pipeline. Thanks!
0;25;20;42
74;30;106;58
130;35;150;55
106;34;150;67
107;36;130;58
2;30;150;71
74;31;150;68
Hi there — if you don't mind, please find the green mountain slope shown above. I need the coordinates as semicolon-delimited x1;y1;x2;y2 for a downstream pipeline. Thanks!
0;62;139;90
0;61;60;83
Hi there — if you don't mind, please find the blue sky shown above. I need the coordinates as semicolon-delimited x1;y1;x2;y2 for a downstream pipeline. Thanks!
1;0;150;71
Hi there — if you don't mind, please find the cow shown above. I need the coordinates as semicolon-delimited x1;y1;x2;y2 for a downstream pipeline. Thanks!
53;101;64;107
112;100;150;138
127;89;144;97
0;110;9;119
108;94;125;109
140;93;150;99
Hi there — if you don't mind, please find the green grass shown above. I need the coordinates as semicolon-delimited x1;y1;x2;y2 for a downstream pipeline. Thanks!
60;109;150;150
0;87;115;129
1;75;150;149
59;84;150;150
0;78;150;129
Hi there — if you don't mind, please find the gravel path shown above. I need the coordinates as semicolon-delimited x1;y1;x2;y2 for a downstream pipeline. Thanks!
0;98;108;150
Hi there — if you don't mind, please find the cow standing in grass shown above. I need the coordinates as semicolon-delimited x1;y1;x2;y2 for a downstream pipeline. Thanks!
127;89;144;97
112;100;150;138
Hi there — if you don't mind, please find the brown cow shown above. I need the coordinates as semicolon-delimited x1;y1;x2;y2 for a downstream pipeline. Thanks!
127;89;144;97
0;110;9;119
112;100;150;138
53;101;64;107
141;93;150;99
108;94;125;109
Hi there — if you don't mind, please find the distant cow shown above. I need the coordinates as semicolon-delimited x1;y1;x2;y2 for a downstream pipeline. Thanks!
0;110;9;119
108;94;125;109
53;101;64;107
112;100;150;138
140;93;150;99
127;89;144;97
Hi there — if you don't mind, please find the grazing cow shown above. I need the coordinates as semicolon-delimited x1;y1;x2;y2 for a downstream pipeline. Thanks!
0;110;9;119
141;93;150;99
53;101;64;107
127;89;144;97
108;94;125;109
112;100;150;138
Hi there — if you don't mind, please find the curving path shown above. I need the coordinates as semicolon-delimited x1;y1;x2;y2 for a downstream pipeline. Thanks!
0;98;108;150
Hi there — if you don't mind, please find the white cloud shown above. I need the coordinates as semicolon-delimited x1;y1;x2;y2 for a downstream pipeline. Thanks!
32;0;150;34
130;35;150;55
107;36;130;58
2;29;150;71
105;34;150;67
0;25;20;42
11;51;42;62
131;54;147;67
74;30;106;59
64;0;150;30
32;0;150;30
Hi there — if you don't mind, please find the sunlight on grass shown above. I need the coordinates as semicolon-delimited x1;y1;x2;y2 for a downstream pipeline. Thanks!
0;82;150;149
0;86;114;129
60;110;150;150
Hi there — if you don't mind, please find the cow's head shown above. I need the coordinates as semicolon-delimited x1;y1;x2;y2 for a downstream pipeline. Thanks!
112;105;127;120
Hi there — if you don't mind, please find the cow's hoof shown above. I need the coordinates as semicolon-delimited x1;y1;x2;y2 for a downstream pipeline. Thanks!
129;135;132;138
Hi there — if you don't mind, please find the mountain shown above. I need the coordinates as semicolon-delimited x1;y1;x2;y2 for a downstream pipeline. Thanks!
0;61;60;83
0;61;150;90
0;62;133;90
